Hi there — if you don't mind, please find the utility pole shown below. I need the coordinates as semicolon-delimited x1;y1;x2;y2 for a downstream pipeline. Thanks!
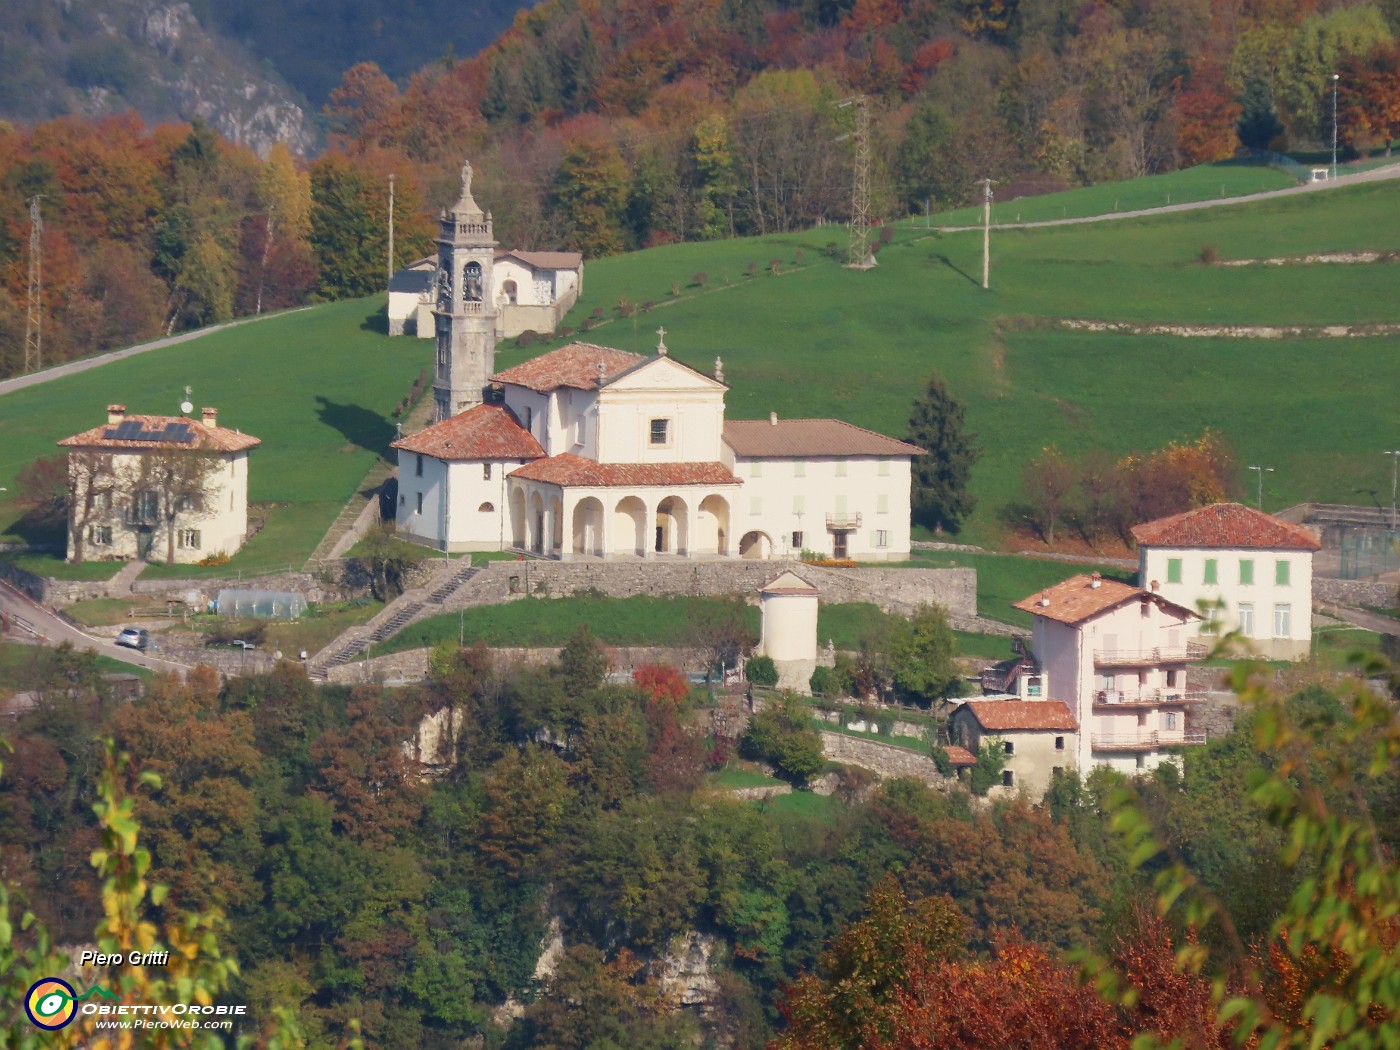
24;195;42;375
1248;465;1274;510
1386;450;1400;531
837;95;875;270
1330;74;1340;181
980;179;994;290
387;173;396;287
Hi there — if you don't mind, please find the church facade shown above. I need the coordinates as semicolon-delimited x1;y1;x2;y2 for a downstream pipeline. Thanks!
390;161;923;562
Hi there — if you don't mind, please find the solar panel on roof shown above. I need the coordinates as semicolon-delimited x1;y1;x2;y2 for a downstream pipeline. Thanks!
117;420;141;439
164;423;190;443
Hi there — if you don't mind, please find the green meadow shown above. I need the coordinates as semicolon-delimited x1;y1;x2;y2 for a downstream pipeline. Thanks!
1;163;1397;569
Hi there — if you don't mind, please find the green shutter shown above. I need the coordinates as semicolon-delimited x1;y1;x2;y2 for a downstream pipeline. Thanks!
1167;558;1182;584
1276;560;1290;586
1240;559;1254;585
1204;558;1218;585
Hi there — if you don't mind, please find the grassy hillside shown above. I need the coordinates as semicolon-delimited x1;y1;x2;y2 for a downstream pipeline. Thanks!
0;302;429;571
1;171;1396;570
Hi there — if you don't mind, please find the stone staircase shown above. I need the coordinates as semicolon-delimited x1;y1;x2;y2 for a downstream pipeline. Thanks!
302;458;395;570
308;561;485;678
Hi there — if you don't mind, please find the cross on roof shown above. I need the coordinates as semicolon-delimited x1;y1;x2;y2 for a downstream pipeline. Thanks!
656;326;668;355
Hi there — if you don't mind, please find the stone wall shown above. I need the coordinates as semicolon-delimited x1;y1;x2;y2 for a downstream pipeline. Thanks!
1315;578;1397;608
450;559;977;622
819;730;956;788
326;643;718;684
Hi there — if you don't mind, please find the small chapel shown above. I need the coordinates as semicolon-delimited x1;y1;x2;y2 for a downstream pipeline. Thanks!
390;161;924;562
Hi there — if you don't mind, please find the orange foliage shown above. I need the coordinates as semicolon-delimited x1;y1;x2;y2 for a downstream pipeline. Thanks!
1175;62;1243;164
632;663;691;705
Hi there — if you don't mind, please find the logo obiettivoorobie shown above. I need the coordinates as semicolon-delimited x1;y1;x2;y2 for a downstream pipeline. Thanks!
24;977;117;1030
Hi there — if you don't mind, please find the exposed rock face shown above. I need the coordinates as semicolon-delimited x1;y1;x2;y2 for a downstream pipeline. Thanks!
655;931;721;1006
1;0;317;156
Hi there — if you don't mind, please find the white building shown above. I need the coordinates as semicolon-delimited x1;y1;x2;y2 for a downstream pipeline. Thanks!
1131;502;1320;660
387;250;582;339
1008;573;1208;778
391;338;925;559
950;699;1078;798
757;570;821;691
58;405;260;564
391;159;925;561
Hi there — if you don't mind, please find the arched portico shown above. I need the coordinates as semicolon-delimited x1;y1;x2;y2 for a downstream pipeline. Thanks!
571;497;605;557
655;495;690;556
549;494;563;556
739;530;773;560
696;494;731;556
529;491;547;554
509;487;527;550
613;496;647;556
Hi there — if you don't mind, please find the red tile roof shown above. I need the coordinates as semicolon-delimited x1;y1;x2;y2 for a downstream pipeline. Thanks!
1012;574;1198;626
1131;502;1321;551
390;404;544;461
508;454;739;488
58;414;260;453
492;343;644;393
724;419;925;458
942;744;978;766
761;571;819;595
960;699;1078;731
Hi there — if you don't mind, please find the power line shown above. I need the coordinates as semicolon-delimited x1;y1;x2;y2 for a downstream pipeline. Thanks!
24;195;43;375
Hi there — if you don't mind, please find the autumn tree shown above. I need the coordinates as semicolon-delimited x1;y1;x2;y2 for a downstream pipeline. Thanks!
907;371;980;533
553;137;632;257
1022;445;1075;545
134;442;224;566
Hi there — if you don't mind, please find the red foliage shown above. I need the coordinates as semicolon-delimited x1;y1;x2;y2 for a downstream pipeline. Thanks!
1175;62;1243;164
633;663;690;705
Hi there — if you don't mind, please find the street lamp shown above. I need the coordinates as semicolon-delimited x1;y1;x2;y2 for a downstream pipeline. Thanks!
1331;73;1340;181
1386;450;1400;531
1248;465;1274;510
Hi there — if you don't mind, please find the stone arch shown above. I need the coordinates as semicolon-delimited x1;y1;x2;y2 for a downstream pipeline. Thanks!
697;494;730;556
479;502;495;513
739;530;773;560
509;487;527;549
655;495;690;555
502;278;518;304
549;495;563;555
572;497;605;557
529;491;547;554
613;496;646;556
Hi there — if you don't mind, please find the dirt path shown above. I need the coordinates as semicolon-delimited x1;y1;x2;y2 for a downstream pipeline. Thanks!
936;162;1400;233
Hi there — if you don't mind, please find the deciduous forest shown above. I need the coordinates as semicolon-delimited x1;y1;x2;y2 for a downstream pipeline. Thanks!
3;634;1399;1047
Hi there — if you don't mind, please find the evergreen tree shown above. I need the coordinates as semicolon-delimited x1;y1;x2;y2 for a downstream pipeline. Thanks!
906;371;980;533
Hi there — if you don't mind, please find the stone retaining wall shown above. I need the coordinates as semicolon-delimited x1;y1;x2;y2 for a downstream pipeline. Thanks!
727;784;793;801
450;559;977;622
1314;578;1397;608
326;643;716;684
819;731;955;788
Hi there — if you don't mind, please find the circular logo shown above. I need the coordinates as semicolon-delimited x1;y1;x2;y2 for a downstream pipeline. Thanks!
25;977;77;1030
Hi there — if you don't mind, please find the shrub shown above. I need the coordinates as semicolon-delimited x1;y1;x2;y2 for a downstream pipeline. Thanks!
642;300;655;313
746;654;779;686
794;249;805;265
616;298;635;318
825;242;840;257
877;225;895;245
768;258;783;275
591;306;605;319
746;261;757;277
670;281;681;297
721;269;730;284
581;317;594;332
1200;243;1219;265
558;325;575;339
517;330;538;348
692;271;709;288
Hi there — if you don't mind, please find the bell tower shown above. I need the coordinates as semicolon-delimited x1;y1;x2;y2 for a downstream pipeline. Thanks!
432;160;498;422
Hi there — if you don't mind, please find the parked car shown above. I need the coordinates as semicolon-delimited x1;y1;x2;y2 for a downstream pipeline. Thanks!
115;628;148;651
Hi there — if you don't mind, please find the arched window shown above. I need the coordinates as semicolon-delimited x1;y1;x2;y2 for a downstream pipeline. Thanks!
478;502;495;513
502;279;518;305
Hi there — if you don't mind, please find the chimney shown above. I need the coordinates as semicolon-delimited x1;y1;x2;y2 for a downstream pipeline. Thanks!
1090;571;1102;589
769;411;778;426
107;404;126;425
201;407;218;427
1150;579;1160;592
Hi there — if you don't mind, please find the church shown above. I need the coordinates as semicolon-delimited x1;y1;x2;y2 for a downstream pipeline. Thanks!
390;162;924;562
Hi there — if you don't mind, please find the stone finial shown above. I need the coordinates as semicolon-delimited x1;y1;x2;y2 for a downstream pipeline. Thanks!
597;361;606;382
714;356;724;383
449;157;485;220
656;326;668;355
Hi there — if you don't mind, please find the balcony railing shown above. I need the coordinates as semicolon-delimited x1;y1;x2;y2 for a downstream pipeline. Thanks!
825;512;862;530
1094;689;1208;707
1091;730;1207;751
1094;643;1208;667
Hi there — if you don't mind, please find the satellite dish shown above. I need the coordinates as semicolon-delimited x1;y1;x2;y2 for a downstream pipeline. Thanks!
180;400;194;415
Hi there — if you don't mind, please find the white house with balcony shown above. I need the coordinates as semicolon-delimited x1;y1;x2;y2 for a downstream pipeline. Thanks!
1131;502;1320;660
58;404;260;565
390;336;924;559
1008;573;1208;777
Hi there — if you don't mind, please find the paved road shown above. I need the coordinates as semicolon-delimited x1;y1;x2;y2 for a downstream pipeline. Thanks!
0;307;310;398
0;578;189;675
937;162;1400;232
1319;601;1400;639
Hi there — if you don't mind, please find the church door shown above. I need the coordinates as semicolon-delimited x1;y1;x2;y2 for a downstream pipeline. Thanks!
833;532;848;559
